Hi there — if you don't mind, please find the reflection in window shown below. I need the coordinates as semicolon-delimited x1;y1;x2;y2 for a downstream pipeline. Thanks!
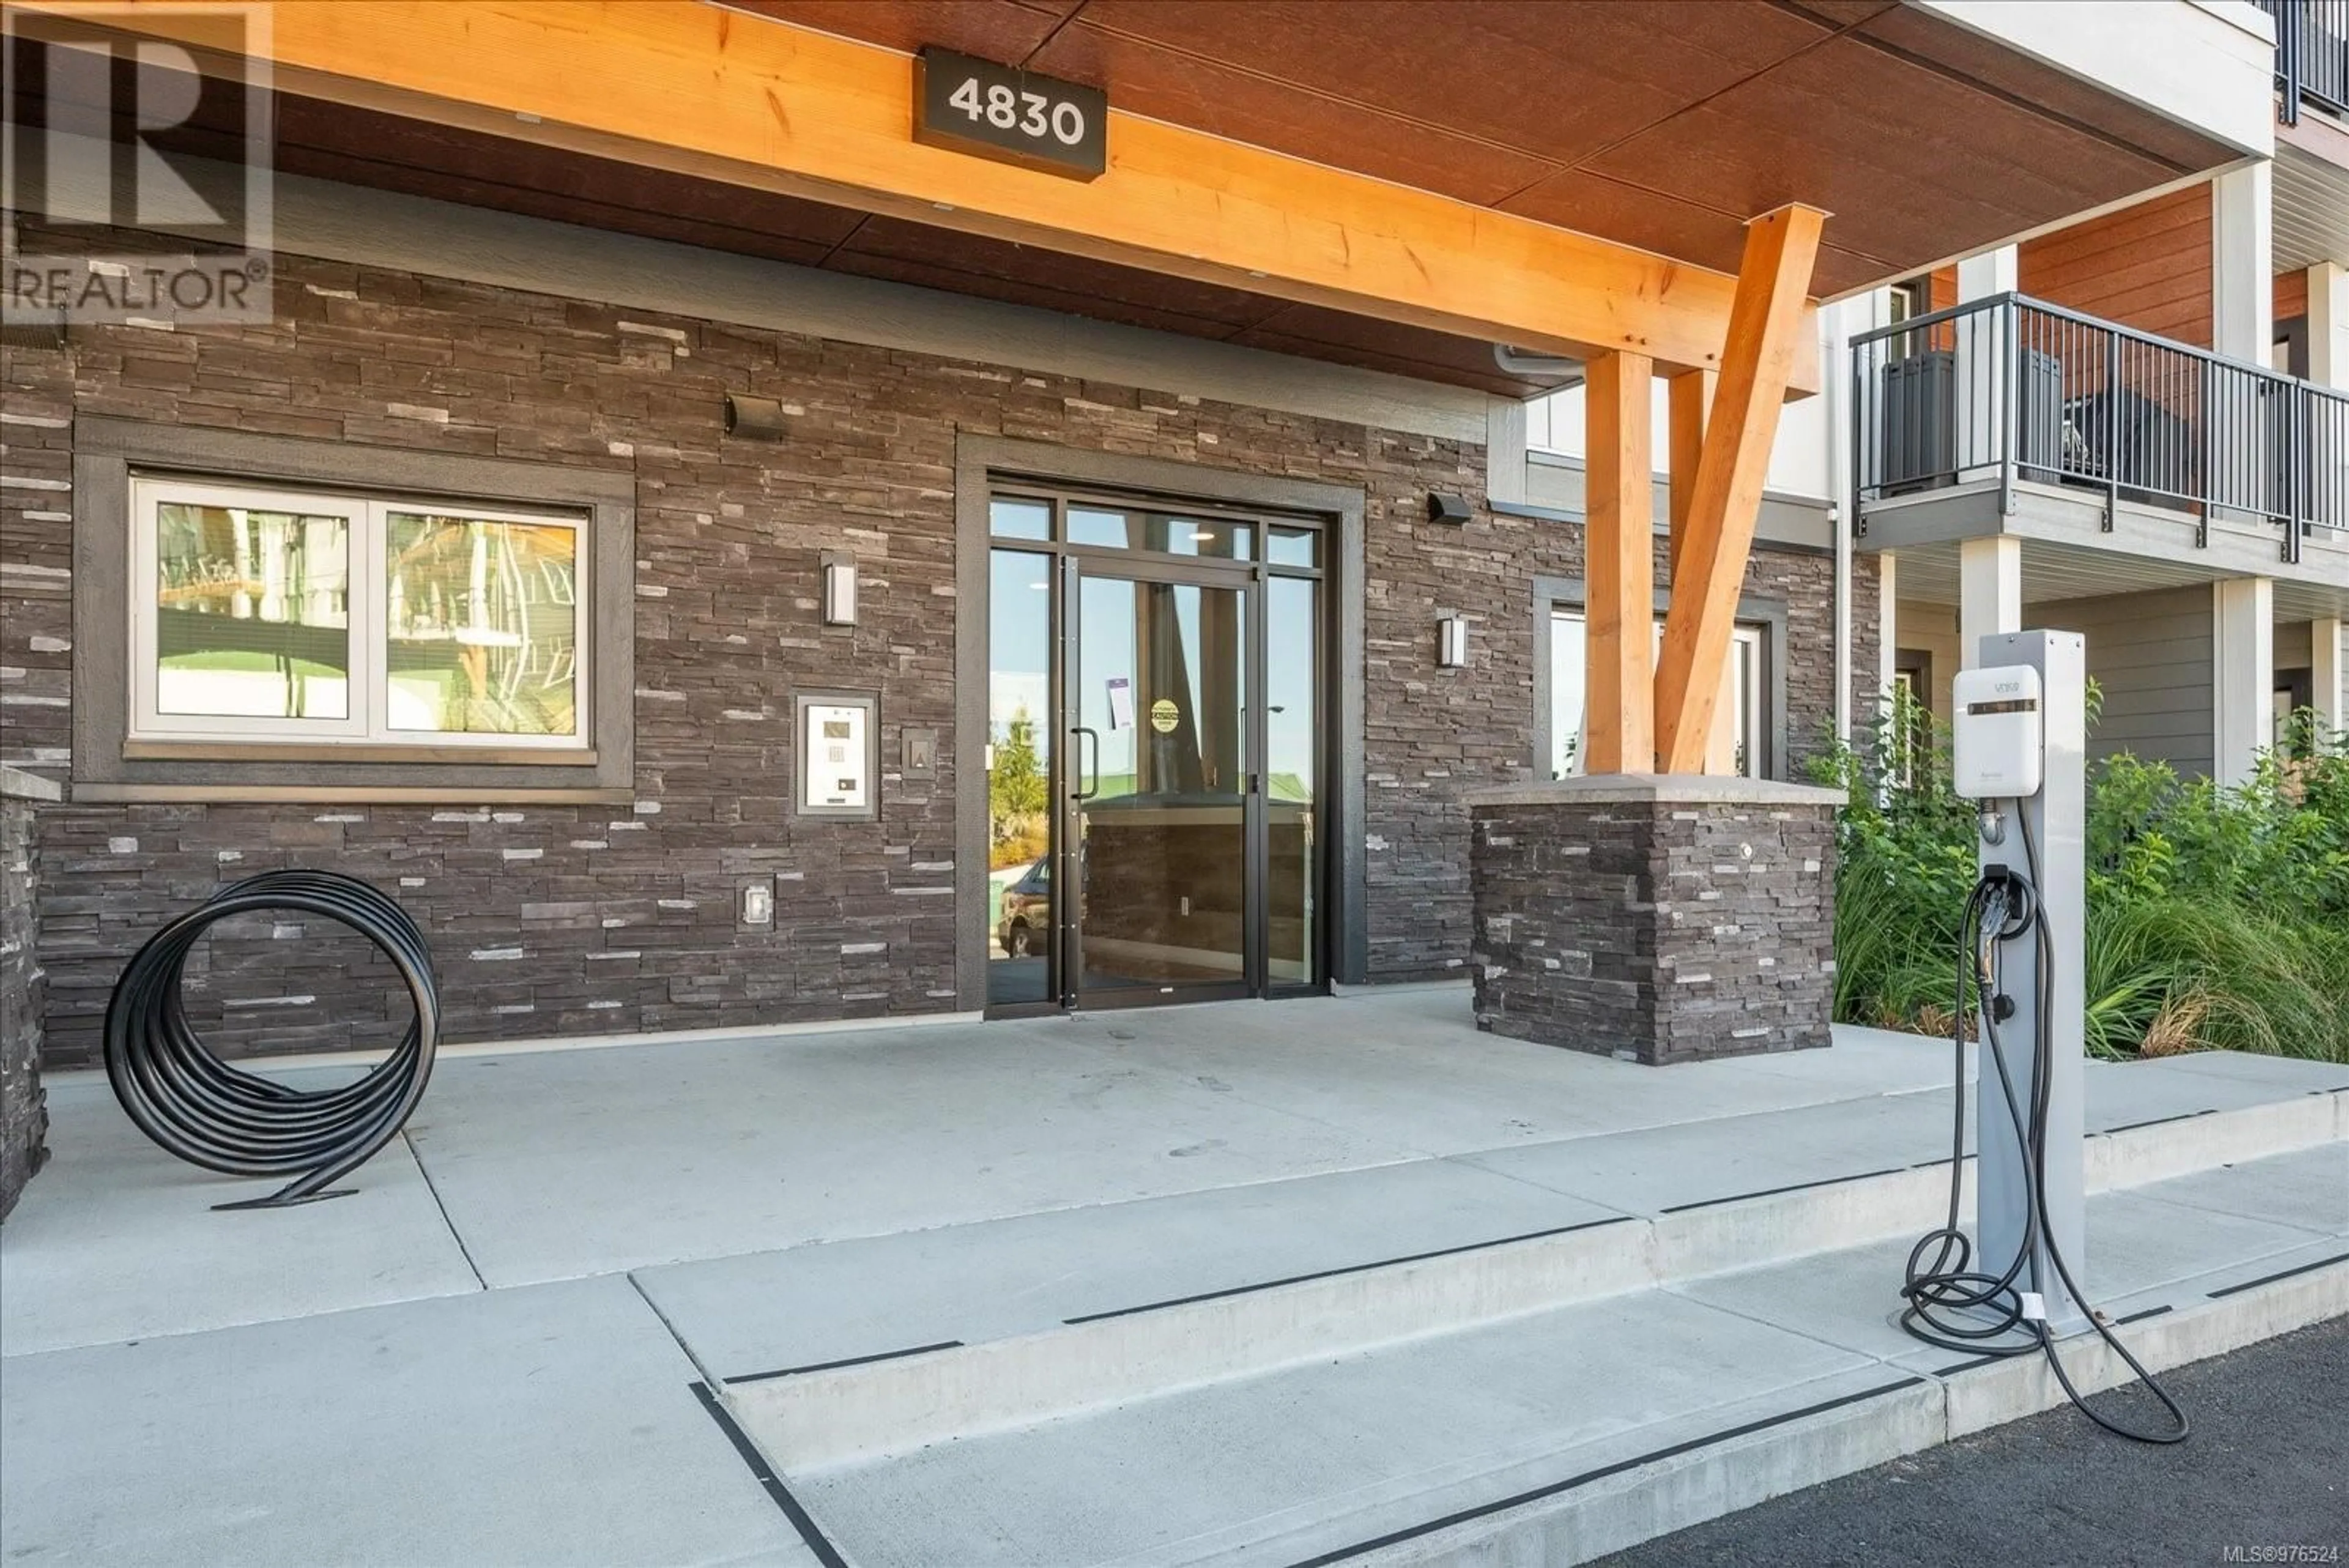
990;496;1050;540
154;502;351;719
135;478;588;749
1267;576;1318;984
1729;625;1763;778
1266;526;1319;568
1549;611;1767;778
385;513;580;736
1549;611;1589;779
1065;507;1253;560
988;549;1054;1005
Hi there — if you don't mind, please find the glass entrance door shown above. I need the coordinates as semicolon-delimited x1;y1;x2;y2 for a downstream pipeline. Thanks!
983;486;1324;1015
1067;567;1253;1003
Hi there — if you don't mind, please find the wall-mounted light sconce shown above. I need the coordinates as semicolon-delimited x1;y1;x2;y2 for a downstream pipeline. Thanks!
1425;492;1473;526
1438;613;1469;668
822;551;859;626
724;393;788;441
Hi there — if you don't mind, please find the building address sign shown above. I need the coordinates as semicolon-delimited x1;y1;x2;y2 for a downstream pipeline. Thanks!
913;46;1107;181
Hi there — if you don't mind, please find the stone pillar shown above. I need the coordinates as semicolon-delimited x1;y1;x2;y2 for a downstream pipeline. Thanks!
1;767;55;1220
2214;577;2276;786
1466;775;1846;1065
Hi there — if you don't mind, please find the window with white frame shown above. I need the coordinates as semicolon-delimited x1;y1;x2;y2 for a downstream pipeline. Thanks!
1547;611;1766;779
131;476;588;749
1884;277;1932;326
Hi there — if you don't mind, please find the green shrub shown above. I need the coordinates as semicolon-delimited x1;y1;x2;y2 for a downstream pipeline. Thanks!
1813;688;2348;1063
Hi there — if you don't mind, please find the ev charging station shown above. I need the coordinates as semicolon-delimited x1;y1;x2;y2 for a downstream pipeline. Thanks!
1954;630;2089;1339
1901;628;2186;1441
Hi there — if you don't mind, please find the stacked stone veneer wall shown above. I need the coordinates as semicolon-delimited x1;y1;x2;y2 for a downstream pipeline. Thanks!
1468;780;1842;1065
0;222;1872;1066
1;776;50;1217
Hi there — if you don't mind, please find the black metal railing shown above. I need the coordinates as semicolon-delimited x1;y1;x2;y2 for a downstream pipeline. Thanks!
2304;381;2349;530
1851;294;2348;565
2261;0;2349;123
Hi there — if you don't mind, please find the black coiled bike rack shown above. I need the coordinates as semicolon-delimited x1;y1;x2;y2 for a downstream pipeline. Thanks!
105;870;440;1210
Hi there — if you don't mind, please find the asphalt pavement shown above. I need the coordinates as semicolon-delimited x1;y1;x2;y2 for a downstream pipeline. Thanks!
1596;1313;2349;1568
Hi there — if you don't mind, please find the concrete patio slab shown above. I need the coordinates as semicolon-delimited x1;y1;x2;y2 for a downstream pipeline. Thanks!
1063;990;1962;1151
1453;1088;1953;1217
1;1079;480;1357
4;990;2340;1568
401;1017;1418;1287
2076;1053;2349;1128
2138;1051;2349;1093
0;1276;811;1568
13;992;2337;1358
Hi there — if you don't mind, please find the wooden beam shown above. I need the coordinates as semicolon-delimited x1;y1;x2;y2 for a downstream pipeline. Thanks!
47;0;1818;389
1582;350;1655;775
1655;206;1826;773
1664;368;1742;773
1665;368;1713;585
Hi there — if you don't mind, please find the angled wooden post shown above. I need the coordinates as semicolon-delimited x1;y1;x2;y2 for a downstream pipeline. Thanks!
1665;368;1739;771
1583;349;1655;775
1666;368;1713;584
1655;206;1825;773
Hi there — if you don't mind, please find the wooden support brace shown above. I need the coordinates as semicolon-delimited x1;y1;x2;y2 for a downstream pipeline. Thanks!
1582;349;1655;775
1655;206;1825;773
1666;369;1741;771
1666;368;1713;585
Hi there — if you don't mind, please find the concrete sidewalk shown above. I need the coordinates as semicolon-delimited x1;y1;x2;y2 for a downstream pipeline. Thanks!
3;986;2343;1566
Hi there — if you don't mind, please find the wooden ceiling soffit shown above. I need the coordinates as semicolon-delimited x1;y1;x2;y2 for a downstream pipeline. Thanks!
55;0;1820;391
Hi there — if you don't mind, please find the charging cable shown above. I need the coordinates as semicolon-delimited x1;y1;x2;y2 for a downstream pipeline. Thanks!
1898;806;2189;1443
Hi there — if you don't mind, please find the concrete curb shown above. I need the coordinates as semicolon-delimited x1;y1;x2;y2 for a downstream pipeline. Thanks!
731;1098;2340;1470
739;1218;1657;1469
1940;1249;2349;1438
2081;1088;2344;1192
1351;1260;2349;1567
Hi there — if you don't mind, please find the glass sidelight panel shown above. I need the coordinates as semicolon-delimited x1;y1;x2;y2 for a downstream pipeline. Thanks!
1266;576;1319;984
1074;573;1249;993
988;549;1055;1006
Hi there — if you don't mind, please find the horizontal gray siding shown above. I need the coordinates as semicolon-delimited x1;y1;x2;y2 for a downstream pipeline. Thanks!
2030;587;2213;778
1893;598;1964;720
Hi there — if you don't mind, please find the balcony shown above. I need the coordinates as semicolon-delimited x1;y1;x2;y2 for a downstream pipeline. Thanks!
1851;294;2349;590
2262;0;2349;124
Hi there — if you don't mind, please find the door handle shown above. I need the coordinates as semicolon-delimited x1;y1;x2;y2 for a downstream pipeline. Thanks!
1073;726;1100;801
